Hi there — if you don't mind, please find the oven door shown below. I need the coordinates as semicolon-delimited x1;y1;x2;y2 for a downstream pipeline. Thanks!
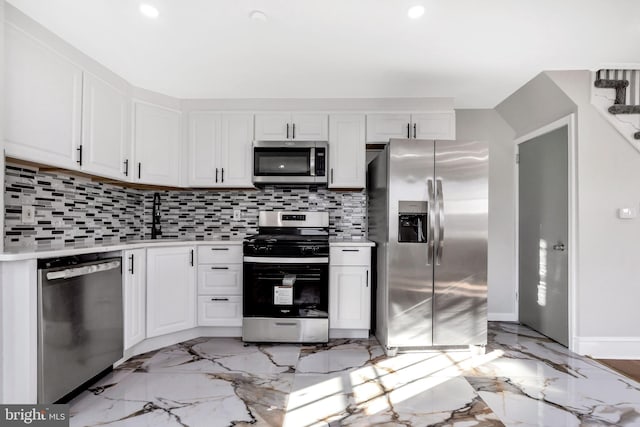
243;257;329;318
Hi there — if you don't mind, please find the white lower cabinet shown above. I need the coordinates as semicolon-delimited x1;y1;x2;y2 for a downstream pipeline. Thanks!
198;296;242;326
197;245;243;327
123;249;146;349
329;246;371;330
146;246;196;338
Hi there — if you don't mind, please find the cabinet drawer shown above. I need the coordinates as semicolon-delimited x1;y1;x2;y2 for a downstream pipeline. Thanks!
330;247;371;266
197;245;242;264
197;264;242;295
197;296;242;327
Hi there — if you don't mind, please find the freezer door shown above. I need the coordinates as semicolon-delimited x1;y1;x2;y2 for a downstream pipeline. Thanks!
387;139;435;347
433;140;488;346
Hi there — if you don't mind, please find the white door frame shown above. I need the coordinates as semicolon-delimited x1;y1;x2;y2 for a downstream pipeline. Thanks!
514;114;577;352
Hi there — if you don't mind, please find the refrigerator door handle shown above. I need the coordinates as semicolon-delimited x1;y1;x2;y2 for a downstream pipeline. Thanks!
427;179;435;265
436;178;444;265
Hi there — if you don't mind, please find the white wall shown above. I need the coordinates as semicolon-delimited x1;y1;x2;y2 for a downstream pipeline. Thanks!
496;70;640;358
456;110;517;321
547;71;640;358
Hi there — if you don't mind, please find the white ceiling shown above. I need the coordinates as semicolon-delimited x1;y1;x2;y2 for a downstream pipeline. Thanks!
7;0;640;108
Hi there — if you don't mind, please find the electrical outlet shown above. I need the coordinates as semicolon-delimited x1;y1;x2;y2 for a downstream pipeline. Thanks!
22;205;36;224
233;209;241;221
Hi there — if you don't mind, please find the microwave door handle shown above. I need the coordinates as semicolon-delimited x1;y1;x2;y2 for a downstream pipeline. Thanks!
309;147;315;176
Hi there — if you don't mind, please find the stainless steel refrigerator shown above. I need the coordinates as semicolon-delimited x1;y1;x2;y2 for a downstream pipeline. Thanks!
368;138;488;354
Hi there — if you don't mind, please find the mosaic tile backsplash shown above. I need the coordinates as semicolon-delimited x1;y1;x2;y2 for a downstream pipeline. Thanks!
4;164;367;249
143;187;367;240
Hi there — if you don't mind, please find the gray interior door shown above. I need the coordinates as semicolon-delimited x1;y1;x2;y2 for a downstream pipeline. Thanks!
518;126;569;346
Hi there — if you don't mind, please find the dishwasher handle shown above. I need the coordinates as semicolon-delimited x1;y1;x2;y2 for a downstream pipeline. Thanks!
45;260;121;281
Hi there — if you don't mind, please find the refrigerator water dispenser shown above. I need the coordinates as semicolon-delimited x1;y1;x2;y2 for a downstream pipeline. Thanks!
398;201;428;243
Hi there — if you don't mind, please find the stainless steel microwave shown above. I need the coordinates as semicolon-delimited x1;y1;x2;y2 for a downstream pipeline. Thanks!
253;141;328;185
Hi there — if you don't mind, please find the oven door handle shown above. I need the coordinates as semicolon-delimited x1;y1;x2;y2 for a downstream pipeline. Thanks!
243;256;329;264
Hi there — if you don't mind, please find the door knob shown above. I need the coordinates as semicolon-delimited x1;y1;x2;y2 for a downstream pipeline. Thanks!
553;243;566;251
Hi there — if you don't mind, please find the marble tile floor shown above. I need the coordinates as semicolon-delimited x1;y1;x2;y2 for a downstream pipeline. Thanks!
69;322;640;426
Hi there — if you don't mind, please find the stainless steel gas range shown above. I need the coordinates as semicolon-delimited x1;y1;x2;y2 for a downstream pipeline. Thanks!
242;211;329;343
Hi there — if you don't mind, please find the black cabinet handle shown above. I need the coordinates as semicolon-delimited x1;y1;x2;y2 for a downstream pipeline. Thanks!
366;269;369;287
211;266;229;270
286;123;290;139
129;254;134;274
413;123;417;139
292;123;296;139
406;123;410;139
124;159;129;176
190;249;194;266
138;162;141;179
215;168;219;183
342;249;360;252
221;168;224;183
76;145;83;166
211;297;229;301
211;247;229;251
331;168;334;184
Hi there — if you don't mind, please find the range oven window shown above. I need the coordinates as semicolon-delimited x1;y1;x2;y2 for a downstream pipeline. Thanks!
243;262;328;318
254;148;311;176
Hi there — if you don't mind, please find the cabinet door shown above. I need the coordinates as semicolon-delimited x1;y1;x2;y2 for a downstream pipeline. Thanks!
218;113;253;187
291;113;328;141
197;296;242;326
366;114;411;143
329;266;370;329
254;113;290;140
146;246;196;338
197;264;242;295
82;73;129;180
412;112;456;140
123;249;146;349
5;25;82;169
134;102;181;186
188;112;221;186
329;114;365;188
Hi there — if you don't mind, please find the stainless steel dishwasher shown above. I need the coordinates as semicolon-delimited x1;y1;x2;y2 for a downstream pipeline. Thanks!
37;253;123;403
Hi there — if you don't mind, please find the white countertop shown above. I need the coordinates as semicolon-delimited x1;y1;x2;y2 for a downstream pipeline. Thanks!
329;238;375;247
0;239;244;261
1;236;374;261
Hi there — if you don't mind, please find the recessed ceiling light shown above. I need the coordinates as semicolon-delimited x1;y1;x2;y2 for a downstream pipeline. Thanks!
139;3;160;19
407;5;425;19
249;10;268;22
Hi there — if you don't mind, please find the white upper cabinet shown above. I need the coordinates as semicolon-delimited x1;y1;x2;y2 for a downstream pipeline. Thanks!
290;113;328;141
365;114;411;143
133;101;181;186
82;73;130;180
188;112;253;187
412;112;456;140
255;113;328;141
4;24;82;169
328;114;366;188
366;112;455;142
218;114;253;187
188;112;221;186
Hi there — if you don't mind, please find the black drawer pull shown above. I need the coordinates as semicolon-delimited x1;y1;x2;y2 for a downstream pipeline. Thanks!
211;297;229;301
211;248;230;251
211;266;229;270
342;249;360;252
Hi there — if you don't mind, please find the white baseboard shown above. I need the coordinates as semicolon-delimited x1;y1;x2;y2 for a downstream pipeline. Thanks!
488;312;518;322
329;329;369;339
574;336;640;359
